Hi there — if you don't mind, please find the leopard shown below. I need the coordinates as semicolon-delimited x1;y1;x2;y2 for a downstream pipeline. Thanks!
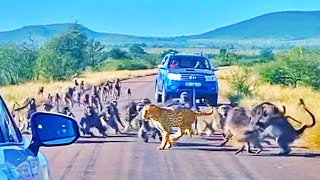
142;99;214;150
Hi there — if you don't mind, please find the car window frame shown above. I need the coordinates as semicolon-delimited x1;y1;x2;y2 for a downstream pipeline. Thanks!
168;55;212;69
0;96;23;146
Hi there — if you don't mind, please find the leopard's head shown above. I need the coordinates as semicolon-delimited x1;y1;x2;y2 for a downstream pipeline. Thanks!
142;104;159;121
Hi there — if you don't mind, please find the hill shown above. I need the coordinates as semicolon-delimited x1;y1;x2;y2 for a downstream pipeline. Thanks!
190;11;320;40
0;23;160;45
1;11;320;47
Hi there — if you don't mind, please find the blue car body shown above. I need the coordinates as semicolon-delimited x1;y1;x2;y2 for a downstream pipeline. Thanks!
0;95;79;179
155;53;219;106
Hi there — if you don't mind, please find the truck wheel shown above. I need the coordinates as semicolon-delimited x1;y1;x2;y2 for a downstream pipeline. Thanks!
155;84;162;103
161;86;169;103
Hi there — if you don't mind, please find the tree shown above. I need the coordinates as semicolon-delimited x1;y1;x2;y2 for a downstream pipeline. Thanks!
129;44;146;55
108;48;127;59
35;23;90;80
259;48;274;63
160;49;179;58
87;38;105;66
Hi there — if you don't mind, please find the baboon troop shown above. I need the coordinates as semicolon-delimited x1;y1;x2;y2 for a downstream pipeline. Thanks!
10;75;317;156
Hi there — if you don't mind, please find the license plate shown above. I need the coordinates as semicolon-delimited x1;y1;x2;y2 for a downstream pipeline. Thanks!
185;82;201;87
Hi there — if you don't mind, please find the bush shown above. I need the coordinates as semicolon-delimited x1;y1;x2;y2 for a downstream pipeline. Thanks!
258;48;320;89
225;68;259;102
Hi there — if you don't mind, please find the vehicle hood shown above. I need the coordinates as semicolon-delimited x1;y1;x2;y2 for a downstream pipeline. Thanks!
168;68;214;75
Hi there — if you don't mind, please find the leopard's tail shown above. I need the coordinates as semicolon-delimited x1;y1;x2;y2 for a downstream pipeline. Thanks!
194;98;214;116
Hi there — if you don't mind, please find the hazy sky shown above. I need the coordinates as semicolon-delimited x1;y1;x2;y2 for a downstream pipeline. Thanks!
0;0;319;36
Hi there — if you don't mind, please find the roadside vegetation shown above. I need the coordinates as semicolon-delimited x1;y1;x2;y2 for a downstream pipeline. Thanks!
217;48;320;150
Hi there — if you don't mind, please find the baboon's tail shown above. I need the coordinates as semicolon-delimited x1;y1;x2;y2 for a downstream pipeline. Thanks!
297;98;316;135
282;105;286;114
194;99;214;116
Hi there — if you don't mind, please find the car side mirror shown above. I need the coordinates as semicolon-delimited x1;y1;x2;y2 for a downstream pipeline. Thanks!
212;65;219;71
28;112;80;156
158;64;165;69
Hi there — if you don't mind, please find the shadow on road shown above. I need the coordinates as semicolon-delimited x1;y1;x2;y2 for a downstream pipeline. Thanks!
75;139;135;144
252;152;320;158
173;142;213;147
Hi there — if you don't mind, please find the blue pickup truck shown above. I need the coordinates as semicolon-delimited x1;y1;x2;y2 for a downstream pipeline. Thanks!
155;52;219;107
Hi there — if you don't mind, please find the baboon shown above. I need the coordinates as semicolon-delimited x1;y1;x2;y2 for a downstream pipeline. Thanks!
254;99;316;155
43;101;54;112
63;87;75;108
47;93;53;102
220;106;263;155
54;93;61;106
80;80;85;90
60;106;75;118
113;78;121;100
111;100;125;128
74;79;79;86
13;98;38;131
125;88;131;99
104;102;123;134
80;93;90;111
249;101;302;127
199;104;233;137
79;106;107;137
124;100;139;130
89;89;102;113
37;87;44;96
136;97;162;143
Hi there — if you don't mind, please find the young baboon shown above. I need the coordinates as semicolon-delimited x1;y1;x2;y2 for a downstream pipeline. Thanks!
47;93;53;102
80;80;84;90
74;79;79;86
220;106;263;155
255;99;316;155
125;88;131;99
54;93;61;106
111;100;125;128
38;87;44;96
124;100;139;130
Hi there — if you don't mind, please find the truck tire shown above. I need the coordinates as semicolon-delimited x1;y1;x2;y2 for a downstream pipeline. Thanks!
161;85;170;103
155;84;161;103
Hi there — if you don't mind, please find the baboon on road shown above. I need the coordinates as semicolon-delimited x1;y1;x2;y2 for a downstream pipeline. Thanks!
104;102;123;134
113;78;121;100
220;106;263;155
198;103;234;137
79;106;107;137
125;87;131;99
13;98;38;132
253;99;316;155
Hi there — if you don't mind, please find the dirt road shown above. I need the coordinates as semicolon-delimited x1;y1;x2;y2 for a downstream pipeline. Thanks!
32;75;320;180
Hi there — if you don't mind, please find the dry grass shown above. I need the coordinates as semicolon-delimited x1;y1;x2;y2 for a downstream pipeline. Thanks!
1;69;157;110
216;66;320;150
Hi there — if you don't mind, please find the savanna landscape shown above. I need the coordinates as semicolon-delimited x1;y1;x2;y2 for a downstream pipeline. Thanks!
1;3;320;179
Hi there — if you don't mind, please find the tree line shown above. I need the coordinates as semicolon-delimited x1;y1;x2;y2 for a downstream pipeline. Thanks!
0;24;161;86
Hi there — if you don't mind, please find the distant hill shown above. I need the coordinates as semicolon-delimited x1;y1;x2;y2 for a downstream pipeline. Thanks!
189;11;320;40
0;23;163;45
1;11;320;47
